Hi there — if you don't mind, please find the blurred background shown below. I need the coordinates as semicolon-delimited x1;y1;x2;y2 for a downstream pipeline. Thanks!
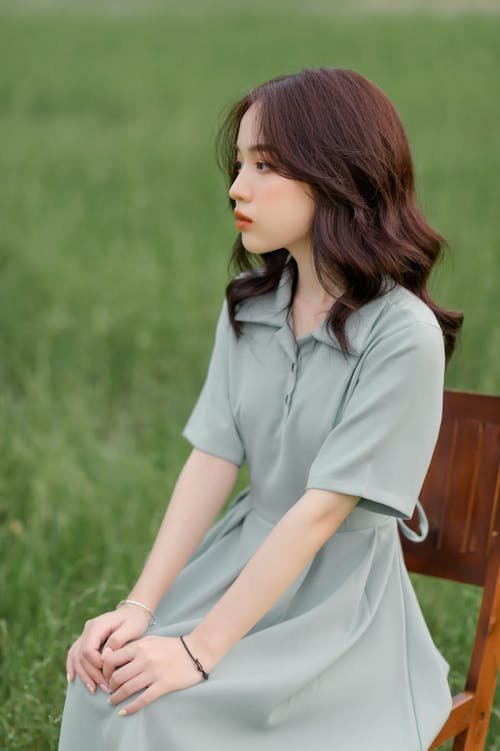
0;0;498;748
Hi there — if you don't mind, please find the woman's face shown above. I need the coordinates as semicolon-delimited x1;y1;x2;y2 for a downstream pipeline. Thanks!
229;103;316;257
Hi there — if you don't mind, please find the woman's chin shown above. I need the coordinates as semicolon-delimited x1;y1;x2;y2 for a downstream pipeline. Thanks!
241;239;281;256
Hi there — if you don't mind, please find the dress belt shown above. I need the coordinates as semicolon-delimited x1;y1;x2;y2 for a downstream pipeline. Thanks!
397;498;429;543
240;490;430;542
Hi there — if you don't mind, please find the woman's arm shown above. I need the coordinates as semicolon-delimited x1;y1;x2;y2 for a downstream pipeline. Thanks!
68;448;239;689
101;488;361;715
124;448;239;614
187;488;360;671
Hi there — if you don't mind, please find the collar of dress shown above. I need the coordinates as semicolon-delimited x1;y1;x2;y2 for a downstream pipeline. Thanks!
233;255;396;357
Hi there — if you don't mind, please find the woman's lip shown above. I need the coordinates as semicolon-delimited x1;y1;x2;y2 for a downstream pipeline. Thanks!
234;209;253;222
236;219;253;231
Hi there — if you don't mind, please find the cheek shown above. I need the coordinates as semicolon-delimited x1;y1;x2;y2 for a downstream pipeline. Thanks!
286;194;315;234
261;184;288;205
264;184;313;215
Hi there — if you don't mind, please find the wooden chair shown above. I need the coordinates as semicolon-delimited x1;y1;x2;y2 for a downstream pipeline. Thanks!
399;388;500;751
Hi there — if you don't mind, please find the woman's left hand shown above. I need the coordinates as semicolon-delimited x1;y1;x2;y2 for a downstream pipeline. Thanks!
102;635;209;715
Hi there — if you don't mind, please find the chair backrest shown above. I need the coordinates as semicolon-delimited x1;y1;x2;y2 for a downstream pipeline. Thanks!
400;388;500;751
401;389;500;586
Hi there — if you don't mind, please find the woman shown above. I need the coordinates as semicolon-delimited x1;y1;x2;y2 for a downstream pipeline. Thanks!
59;67;463;750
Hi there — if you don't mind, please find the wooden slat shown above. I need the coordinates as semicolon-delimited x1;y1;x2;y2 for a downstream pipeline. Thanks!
404;548;485;586
429;692;474;749
443;390;500;423
441;418;482;554
470;423;500;555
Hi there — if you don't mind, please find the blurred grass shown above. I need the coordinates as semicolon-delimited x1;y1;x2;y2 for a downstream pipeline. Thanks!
0;2;498;749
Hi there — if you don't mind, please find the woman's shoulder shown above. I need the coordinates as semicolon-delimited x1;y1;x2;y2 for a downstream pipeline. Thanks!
377;283;441;331
359;282;444;362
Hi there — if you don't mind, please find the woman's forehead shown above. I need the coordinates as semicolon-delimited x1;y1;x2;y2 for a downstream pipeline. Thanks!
235;105;260;148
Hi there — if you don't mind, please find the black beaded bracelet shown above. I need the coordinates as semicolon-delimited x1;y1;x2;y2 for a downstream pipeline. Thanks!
179;635;210;680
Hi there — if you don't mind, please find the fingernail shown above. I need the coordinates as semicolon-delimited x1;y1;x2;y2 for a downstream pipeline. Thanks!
117;709;127;717
66;673;70;683
107;697;112;704
86;683;95;693
99;683;110;694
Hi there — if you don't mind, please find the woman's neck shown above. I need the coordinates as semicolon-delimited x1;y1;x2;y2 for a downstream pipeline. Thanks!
290;249;342;310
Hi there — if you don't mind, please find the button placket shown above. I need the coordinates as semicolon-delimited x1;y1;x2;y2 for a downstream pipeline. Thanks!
274;323;300;417
284;346;299;415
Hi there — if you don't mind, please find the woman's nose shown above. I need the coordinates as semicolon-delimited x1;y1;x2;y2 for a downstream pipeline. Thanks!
229;170;251;202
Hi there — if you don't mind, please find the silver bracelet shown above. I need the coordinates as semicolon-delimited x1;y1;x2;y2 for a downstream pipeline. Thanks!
116;599;157;626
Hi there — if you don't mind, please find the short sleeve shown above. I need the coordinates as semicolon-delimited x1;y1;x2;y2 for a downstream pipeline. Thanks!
305;320;445;519
181;298;245;468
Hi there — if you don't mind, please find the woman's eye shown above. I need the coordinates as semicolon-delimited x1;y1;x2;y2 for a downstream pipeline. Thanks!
233;160;272;173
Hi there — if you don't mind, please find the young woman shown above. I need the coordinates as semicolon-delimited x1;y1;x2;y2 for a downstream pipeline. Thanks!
59;67;463;750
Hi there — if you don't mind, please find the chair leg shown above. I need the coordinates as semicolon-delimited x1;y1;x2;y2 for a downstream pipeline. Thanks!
452;710;493;751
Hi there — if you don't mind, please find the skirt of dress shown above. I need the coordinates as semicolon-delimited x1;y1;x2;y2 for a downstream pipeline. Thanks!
58;489;453;751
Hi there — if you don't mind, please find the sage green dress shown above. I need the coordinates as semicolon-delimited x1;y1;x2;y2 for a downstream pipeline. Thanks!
58;256;453;750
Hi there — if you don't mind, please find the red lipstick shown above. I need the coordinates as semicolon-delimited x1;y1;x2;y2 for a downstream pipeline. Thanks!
234;209;253;231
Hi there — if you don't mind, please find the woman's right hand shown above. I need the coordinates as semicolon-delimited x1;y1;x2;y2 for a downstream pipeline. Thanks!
66;606;151;694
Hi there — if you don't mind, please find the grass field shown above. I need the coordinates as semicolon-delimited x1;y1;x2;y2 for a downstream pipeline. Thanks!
0;2;499;749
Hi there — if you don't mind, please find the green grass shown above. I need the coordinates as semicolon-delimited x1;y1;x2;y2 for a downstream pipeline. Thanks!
0;3;498;749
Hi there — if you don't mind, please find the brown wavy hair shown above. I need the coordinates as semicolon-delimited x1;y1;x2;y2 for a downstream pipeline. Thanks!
215;67;463;366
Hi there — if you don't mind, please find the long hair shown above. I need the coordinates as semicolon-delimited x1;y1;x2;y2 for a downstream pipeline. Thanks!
215;67;463;366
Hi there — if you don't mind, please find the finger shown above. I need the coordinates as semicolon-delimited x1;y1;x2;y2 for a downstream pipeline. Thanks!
81;638;104;672
74;659;98;695
101;646;113;660
80;654;108;688
66;643;77;682
116;683;167;717
104;622;143;652
102;631;125;652
102;644;136;678
101;647;113;681
85;613;124;649
102;660;114;684
108;661;142;700
103;659;131;685
110;674;151;709
82;616;123;668
75;647;107;688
